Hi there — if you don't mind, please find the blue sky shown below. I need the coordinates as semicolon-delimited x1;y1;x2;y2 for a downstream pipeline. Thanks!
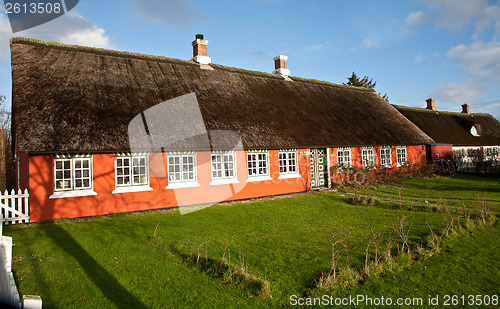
0;0;499;118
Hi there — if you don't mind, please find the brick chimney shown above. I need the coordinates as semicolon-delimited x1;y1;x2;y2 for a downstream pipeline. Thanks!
192;34;211;65
272;55;290;77
425;98;436;111
461;103;470;114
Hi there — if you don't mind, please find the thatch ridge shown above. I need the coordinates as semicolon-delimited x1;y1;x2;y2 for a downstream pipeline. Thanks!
10;37;376;90
10;37;198;68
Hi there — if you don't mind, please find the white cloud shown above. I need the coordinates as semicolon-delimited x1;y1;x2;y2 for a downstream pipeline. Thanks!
361;38;382;49
124;0;200;30
404;0;499;32
0;10;111;60
433;0;487;31
474;98;500;114
405;11;428;28
0;9;111;61
414;54;424;63
430;82;483;103
475;5;500;32
59;27;109;48
447;40;500;83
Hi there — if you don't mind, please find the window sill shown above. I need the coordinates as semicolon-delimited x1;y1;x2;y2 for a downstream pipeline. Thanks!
49;190;97;199
209;179;240;186
278;173;301;179
112;186;153;194
246;175;273;182
165;182;200;189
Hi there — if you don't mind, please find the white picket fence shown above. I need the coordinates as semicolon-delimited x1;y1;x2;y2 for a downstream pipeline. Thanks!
0;189;29;225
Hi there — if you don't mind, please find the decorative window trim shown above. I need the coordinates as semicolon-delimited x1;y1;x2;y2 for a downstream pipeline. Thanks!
362;147;375;168
396;146;407;167
247;150;269;181
278;149;299;177
380;146;392;168
337;147;352;167
211;151;237;181
165;152;198;187
53;153;92;159
114;154;150;190
50;154;96;198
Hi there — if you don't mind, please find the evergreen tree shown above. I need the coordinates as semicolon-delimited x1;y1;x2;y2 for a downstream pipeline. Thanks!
344;72;389;102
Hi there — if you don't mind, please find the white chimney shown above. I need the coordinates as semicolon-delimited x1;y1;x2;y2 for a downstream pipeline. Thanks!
273;55;290;77
192;34;211;65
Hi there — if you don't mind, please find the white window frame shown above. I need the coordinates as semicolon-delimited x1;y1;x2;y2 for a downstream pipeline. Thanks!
112;153;153;194
50;154;97;199
247;150;272;182
396;146;407;167
362;147;375;168
165;152;200;189
278;149;300;179
337;147;352;167
380;146;392;168
210;151;239;185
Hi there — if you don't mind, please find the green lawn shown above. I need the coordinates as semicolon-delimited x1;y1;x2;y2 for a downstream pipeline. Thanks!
4;175;499;308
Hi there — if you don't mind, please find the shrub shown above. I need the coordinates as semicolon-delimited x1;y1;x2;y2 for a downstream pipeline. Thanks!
330;162;450;188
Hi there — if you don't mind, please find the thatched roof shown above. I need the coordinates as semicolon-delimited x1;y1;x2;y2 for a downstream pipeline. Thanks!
395;105;500;146
11;38;434;153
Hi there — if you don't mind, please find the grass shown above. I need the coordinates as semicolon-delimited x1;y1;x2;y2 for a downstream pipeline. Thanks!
4;175;499;308
354;175;500;214
321;222;500;308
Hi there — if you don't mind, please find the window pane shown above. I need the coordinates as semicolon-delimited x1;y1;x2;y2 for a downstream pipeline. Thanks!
56;180;64;189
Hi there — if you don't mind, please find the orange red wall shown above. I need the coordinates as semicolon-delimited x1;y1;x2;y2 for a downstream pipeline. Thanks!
23;145;427;222
427;145;453;161
26;150;309;222
327;145;426;169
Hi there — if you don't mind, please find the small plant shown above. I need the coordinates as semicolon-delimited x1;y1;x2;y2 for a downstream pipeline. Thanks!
328;228;350;281
393;215;412;254
187;240;272;298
